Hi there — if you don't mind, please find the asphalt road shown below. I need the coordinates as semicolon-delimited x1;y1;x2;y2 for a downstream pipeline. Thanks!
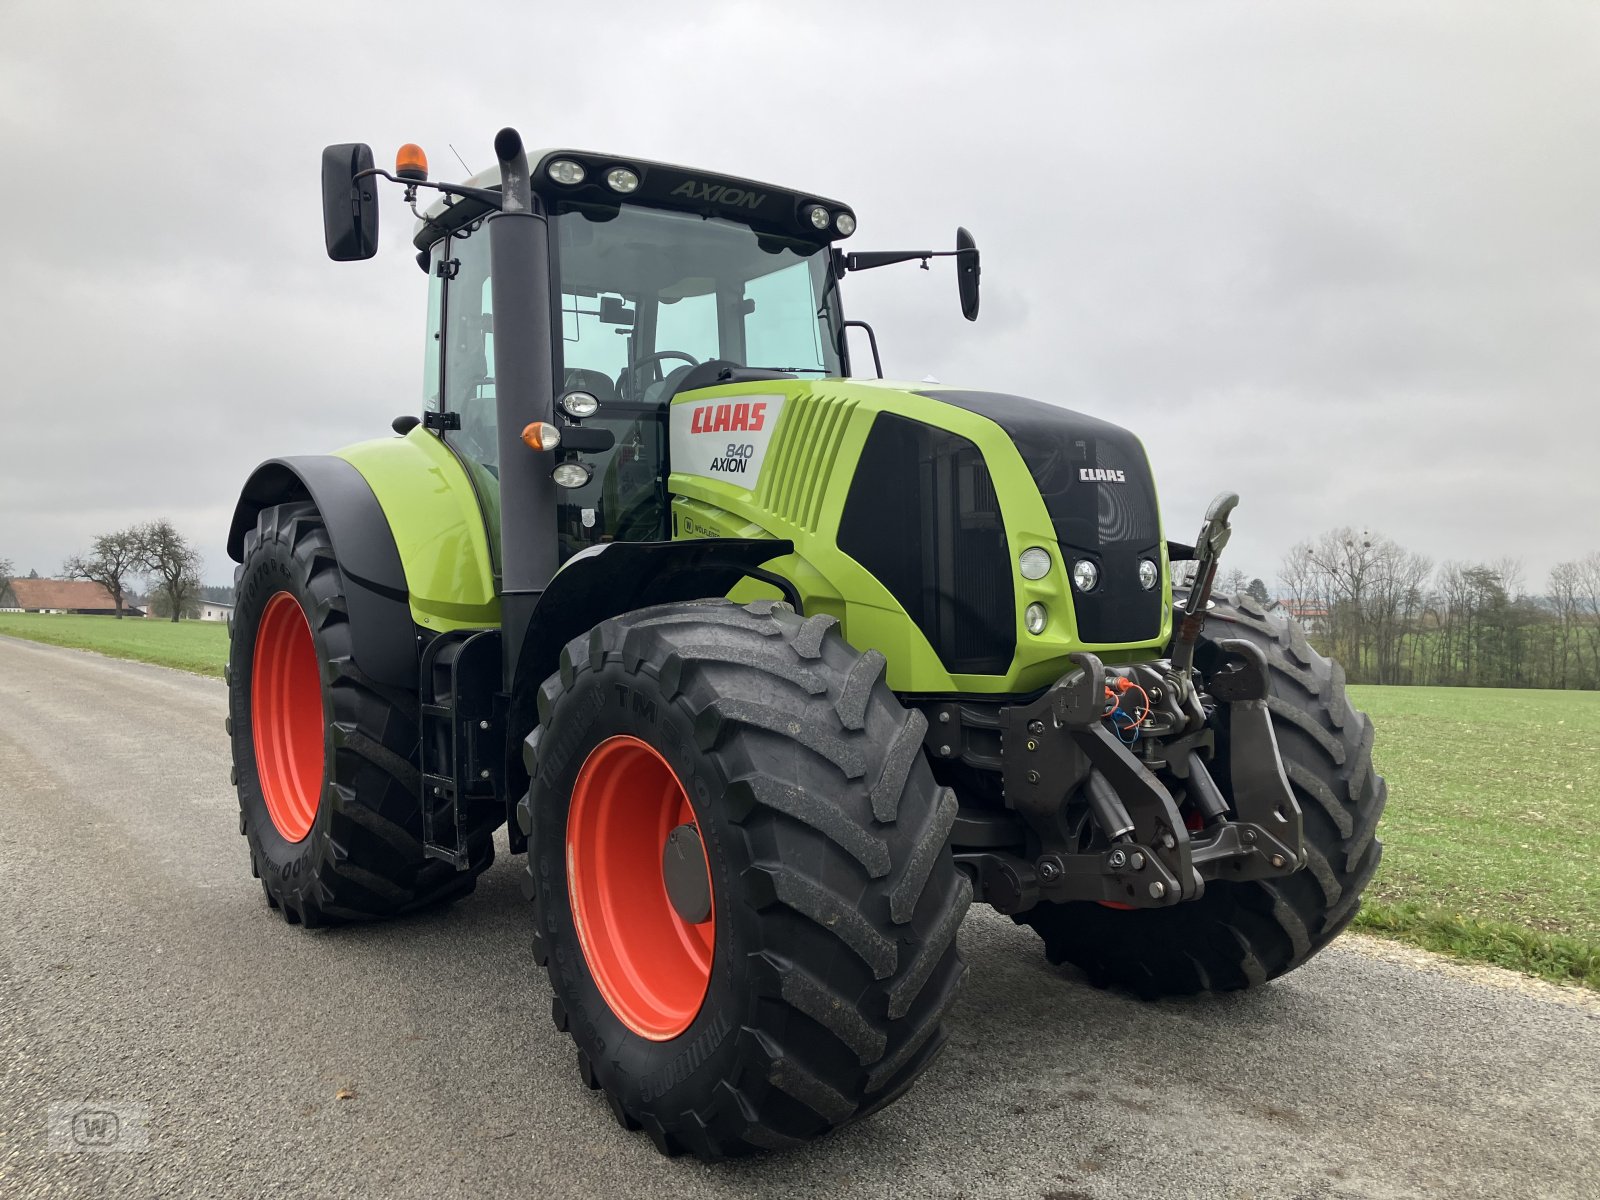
2;636;1597;1200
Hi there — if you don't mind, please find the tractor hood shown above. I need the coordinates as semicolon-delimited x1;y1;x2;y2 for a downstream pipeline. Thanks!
664;377;1170;695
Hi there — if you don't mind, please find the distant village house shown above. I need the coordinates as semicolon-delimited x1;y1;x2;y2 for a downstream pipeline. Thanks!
139;596;233;622
197;599;233;623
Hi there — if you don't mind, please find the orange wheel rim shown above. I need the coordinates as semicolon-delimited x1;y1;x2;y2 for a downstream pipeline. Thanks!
251;591;325;843
566;735;715;1041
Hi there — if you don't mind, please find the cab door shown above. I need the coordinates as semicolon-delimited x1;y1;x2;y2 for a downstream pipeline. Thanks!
426;221;504;571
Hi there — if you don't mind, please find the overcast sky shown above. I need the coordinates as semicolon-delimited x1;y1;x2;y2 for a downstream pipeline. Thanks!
2;1;1597;590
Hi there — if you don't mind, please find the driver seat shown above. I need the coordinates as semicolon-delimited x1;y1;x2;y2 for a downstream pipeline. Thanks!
563;367;622;404
644;360;799;407
643;359;739;407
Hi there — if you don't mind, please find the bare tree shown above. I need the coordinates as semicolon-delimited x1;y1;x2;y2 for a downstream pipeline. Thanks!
1279;543;1319;614
1295;528;1380;671
1215;567;1251;599
1548;560;1582;689
63;528;144;618
136;520;203;623
1576;551;1600;687
0;556;13;607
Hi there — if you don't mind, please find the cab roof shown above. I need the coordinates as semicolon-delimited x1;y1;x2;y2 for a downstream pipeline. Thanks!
411;147;855;254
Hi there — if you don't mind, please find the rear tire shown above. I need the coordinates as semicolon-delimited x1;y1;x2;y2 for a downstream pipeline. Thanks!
1015;592;1386;996
521;599;970;1159
228;501;495;925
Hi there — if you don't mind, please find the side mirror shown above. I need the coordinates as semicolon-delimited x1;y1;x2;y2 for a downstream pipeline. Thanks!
956;227;980;321
321;143;379;261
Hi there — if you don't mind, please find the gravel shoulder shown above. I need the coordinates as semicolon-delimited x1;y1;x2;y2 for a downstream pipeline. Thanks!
3;635;1597;1200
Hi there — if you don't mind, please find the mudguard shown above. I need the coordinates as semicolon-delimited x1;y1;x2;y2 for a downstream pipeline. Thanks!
501;537;795;833
227;455;416;688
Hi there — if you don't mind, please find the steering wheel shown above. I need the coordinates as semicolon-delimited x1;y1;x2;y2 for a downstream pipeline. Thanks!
624;350;698;400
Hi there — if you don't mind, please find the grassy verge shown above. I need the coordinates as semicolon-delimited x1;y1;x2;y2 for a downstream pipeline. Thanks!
1348;684;1599;989
1353;903;1600;989
0;611;228;677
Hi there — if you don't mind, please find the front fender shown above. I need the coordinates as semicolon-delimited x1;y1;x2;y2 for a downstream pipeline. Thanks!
227;454;416;688
501;537;794;836
334;429;501;633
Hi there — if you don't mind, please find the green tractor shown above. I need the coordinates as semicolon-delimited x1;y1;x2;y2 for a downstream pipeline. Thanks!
227;127;1386;1158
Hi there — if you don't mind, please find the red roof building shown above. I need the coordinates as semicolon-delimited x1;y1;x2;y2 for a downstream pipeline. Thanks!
4;578;142;616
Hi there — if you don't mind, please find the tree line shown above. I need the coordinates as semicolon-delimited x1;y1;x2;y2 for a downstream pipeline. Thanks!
0;522;205;622
10;524;1598;686
1280;528;1600;690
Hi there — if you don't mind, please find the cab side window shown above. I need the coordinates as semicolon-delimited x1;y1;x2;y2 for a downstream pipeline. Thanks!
442;223;498;478
422;242;445;413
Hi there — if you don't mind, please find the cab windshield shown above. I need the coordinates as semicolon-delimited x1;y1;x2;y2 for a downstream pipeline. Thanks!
545;203;841;557
553;202;842;401
426;202;843;563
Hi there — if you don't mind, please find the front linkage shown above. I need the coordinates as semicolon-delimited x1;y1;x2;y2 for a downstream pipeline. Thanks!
954;493;1305;914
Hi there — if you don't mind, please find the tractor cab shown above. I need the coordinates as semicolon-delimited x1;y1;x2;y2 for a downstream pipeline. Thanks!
410;150;853;562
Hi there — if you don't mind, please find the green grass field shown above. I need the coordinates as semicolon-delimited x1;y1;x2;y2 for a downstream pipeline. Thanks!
0;611;229;677
1347;685;1599;987
2;612;1595;986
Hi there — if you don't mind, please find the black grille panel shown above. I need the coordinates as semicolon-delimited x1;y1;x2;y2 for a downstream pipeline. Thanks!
917;390;1164;646
838;413;1015;675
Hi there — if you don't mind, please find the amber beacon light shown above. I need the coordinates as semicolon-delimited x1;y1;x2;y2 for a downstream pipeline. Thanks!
395;143;429;182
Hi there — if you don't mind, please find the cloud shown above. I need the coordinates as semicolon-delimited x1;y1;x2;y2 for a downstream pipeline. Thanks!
2;0;1596;592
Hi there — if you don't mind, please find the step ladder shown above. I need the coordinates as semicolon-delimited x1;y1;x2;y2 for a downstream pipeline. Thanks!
418;629;502;869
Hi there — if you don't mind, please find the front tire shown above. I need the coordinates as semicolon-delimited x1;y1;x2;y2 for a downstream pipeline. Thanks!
521;599;971;1158
228;501;495;925
1016;592;1387;995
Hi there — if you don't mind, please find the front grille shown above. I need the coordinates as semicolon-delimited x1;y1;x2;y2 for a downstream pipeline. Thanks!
1010;423;1162;645
838;413;1015;675
914;390;1164;647
1019;430;1160;550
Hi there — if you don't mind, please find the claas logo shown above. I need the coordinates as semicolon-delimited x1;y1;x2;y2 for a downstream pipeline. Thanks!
689;401;767;435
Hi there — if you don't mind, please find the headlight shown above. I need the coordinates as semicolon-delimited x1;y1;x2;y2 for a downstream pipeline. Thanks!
1024;603;1049;635
807;205;831;230
835;212;856;236
551;461;593;489
605;167;639;193
560;391;600;419
1071;559;1099;592
1018;547;1052;580
1138;559;1159;590
547;159;585;185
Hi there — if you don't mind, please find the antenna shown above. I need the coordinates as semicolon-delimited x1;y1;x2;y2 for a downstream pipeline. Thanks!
449;143;473;175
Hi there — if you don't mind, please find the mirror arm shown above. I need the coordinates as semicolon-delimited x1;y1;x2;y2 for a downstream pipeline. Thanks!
352;166;503;208
842;247;978;273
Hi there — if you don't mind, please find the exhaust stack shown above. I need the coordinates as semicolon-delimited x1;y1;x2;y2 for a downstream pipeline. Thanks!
487;127;559;684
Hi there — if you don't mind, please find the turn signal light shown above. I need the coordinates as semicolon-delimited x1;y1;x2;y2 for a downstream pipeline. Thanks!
396;143;429;182
521;422;562;451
